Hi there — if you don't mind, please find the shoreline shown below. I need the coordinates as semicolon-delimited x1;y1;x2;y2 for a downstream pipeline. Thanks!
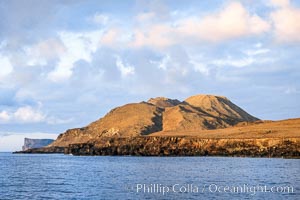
14;136;300;158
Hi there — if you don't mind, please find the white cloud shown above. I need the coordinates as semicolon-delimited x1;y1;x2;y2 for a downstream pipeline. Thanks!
212;43;273;68
0;111;11;122
153;54;171;70
176;2;270;42
100;28;122;47
212;56;255;68
131;24;175;49
270;1;300;43
244;48;270;56
103;2;271;49
47;67;73;82
115;56;135;78
47;30;103;82
149;51;192;86
269;0;290;7
13;106;46;123
0;105;71;125
25;38;66;66
189;59;210;76
0;55;13;79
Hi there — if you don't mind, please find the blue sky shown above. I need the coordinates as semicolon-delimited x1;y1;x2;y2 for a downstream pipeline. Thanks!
0;0;300;151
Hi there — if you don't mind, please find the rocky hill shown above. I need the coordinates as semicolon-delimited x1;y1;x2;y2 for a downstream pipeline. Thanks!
49;94;258;147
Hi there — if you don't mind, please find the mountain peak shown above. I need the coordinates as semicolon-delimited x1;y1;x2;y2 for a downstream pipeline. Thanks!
147;97;181;108
185;94;258;122
185;94;228;101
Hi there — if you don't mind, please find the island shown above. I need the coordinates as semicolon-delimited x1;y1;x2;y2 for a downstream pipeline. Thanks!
14;94;300;158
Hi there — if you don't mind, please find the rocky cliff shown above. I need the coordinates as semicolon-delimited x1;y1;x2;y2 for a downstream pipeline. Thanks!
65;137;300;158
22;138;54;151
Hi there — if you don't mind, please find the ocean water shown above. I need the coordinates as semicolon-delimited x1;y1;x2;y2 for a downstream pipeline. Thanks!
0;153;299;200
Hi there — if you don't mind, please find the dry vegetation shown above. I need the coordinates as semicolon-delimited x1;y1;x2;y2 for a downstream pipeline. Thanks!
152;118;300;139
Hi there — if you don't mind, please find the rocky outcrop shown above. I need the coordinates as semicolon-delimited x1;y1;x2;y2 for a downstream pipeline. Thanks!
14;146;64;154
65;137;300;158
147;97;181;108
22;138;54;151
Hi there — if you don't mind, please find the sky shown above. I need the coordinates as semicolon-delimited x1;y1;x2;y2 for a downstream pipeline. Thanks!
0;0;300;151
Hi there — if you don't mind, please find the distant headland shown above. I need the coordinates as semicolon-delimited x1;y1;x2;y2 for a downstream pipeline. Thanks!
22;138;54;151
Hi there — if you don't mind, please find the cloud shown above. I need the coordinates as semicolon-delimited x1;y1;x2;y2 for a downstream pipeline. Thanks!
101;2;270;50
151;54;170;70
47;30;103;82
152;47;193;86
13;106;46;123
0;106;45;124
189;59;210;76
270;0;300;43
25;38;66;66
131;24;175;49
211;43;273;68
0;111;11;122
100;28;122;47
0;54;13;80
176;2;270;42
212;56;255;68
0;105;71;125
244;48;270;56
269;0;290;7
115;56;135;78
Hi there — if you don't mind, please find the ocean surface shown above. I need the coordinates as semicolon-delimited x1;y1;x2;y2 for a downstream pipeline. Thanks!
0;153;299;200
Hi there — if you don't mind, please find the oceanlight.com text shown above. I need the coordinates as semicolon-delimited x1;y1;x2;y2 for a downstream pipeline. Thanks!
125;183;294;196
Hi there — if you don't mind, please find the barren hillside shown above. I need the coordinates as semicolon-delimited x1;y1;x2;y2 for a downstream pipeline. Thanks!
50;94;260;147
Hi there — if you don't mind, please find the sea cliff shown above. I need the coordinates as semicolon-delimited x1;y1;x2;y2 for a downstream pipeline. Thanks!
22;138;54;151
64;137;300;158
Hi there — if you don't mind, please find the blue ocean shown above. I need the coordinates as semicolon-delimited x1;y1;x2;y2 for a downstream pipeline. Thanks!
0;153;299;199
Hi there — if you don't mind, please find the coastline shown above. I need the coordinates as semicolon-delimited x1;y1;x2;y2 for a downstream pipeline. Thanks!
14;136;300;158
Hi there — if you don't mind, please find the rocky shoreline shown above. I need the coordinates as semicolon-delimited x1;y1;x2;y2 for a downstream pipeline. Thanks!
13;146;64;154
14;136;300;158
